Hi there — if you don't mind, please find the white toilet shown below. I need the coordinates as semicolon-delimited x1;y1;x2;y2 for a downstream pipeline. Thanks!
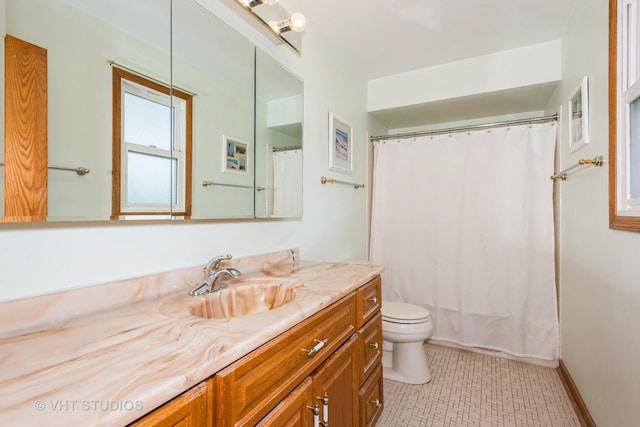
381;301;434;384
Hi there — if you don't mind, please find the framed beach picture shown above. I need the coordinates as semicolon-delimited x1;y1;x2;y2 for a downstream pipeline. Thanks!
569;76;589;152
222;135;249;174
328;111;353;174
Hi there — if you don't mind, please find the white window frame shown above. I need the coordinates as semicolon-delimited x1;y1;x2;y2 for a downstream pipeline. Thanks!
120;78;187;214
617;0;640;215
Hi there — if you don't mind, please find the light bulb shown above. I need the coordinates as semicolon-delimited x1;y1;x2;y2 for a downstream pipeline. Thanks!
269;13;306;34
288;13;306;32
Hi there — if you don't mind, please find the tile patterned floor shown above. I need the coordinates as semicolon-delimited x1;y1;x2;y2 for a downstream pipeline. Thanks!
377;344;580;427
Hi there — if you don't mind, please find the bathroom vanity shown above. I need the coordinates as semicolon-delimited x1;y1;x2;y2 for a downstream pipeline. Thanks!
0;250;383;426
131;276;382;426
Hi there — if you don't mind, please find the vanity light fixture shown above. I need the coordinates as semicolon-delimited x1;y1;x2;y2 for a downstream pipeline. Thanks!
243;0;278;7
269;12;306;33
222;0;305;53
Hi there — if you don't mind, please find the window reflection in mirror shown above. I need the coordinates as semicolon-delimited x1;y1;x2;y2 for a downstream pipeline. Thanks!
254;49;303;218
112;67;193;219
172;0;255;219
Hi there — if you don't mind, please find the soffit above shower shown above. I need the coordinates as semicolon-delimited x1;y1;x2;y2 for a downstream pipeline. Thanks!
369;81;559;131
366;40;561;131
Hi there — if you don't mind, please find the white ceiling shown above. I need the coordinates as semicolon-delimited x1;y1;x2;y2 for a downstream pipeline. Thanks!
301;0;577;79
293;0;578;129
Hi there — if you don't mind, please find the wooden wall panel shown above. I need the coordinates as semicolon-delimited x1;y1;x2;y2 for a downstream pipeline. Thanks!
3;35;48;222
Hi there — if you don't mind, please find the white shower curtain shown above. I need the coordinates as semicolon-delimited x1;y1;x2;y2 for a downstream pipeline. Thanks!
370;123;559;361
272;149;302;217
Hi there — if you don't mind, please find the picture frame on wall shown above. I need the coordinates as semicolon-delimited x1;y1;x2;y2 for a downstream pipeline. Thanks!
222;135;249;174
569;75;589;152
328;111;353;174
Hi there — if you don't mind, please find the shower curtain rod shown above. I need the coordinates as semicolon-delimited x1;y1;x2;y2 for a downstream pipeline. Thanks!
106;59;197;96
370;113;558;142
272;145;302;152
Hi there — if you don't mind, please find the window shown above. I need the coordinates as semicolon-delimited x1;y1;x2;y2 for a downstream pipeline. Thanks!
611;0;640;230
112;68;192;218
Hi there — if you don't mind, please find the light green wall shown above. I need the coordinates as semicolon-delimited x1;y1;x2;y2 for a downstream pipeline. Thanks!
545;1;640;425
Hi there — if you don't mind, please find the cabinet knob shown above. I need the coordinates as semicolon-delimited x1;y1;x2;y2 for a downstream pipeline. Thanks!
367;296;377;304
370;399;381;407
368;342;379;350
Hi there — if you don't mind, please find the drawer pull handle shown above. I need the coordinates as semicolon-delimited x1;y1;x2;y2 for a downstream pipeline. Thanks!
369;342;379;349
318;392;329;425
367;296;377;304
307;403;320;427
371;399;381;407
303;339;328;357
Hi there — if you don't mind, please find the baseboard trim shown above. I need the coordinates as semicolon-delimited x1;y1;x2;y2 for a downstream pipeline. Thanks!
557;360;596;427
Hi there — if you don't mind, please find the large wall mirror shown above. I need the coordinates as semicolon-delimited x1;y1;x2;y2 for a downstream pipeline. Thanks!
0;0;303;222
255;48;303;218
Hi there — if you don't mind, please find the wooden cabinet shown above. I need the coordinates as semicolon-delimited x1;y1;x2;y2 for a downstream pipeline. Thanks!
356;276;381;328
259;337;359;427
129;276;383;427
257;378;314;427
128;379;209;427
357;312;382;385
355;277;383;427
311;336;358;426
212;295;357;426
359;364;383;427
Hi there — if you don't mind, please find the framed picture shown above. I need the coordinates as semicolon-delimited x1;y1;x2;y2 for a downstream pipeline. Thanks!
569;76;589;152
328;111;353;174
222;135;249;174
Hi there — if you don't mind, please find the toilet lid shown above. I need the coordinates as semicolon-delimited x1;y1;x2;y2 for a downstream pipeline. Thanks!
382;301;431;321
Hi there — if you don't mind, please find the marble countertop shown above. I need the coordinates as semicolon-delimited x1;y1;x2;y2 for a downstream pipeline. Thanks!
0;250;384;426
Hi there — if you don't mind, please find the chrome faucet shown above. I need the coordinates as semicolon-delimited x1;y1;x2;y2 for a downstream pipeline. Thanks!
188;254;242;296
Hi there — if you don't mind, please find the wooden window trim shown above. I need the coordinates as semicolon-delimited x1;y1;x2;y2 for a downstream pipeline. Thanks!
609;0;640;232
111;67;192;219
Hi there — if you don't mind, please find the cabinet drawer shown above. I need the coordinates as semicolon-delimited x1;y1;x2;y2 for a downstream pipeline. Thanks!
357;312;382;385
213;294;357;426
257;377;313;427
128;379;209;427
358;364;383;427
356;276;381;328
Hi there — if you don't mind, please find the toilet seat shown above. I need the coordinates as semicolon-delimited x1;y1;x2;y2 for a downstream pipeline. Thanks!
382;301;431;324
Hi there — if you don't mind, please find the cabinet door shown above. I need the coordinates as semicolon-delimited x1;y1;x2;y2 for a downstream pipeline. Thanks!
128;380;208;427
312;335;358;426
257;377;314;427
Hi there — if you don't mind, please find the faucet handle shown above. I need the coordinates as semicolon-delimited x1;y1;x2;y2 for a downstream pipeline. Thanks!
204;254;232;272
224;268;242;278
